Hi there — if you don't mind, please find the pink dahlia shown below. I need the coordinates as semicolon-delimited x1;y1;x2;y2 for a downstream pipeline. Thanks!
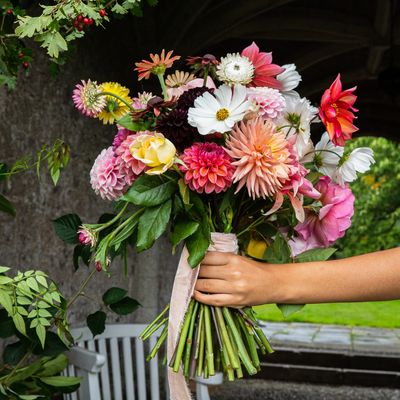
241;42;285;89
72;79;106;117
225;118;295;199
112;128;131;149
90;147;128;201
247;87;286;120
289;176;355;255
180;142;235;194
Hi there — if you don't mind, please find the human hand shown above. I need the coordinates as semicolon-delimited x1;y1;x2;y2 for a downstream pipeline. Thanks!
193;251;273;307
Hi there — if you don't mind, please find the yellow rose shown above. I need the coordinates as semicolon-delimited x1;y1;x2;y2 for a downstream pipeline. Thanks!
247;239;268;259
130;132;176;175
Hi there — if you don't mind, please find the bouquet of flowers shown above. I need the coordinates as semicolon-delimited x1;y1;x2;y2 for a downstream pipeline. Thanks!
72;42;374;398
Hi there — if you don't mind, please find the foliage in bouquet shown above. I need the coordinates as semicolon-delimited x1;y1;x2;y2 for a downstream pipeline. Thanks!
335;136;400;258
62;42;376;382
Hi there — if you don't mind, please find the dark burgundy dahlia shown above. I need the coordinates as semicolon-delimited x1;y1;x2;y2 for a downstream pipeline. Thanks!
176;86;214;111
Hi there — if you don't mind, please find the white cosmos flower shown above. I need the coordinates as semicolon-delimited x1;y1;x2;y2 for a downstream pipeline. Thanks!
277;63;302;98
216;53;254;85
276;96;318;157
187;84;250;135
333;147;375;186
314;132;344;177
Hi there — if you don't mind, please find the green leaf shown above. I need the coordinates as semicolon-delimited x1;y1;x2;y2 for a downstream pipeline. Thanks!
102;287;127;306
36;324;46;349
15;16;43;38
137;200;172;251
295;248;337;263
3;341;28;365
12;313;26;336
36;275;48;288
277;304;305;318
0;310;16;338
39;376;81;387
0;193;16;217
26;277;40;292
73;244;92;271
19;396;43;400
0;276;12;284
0;266;10;274
40;31;68;58
186;223;211;268
109;297;140;315
34;333;69;358
37;353;68;375
178;179;190;205
86;311;106;337
116;114;149;131
52;214;82;244
0;291;13;314
112;3;129;14
263;233;291;264
170;218;199;246
0;74;17;90
122;174;177;206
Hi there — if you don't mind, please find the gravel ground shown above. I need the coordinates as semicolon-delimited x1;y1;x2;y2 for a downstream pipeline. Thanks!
210;380;400;400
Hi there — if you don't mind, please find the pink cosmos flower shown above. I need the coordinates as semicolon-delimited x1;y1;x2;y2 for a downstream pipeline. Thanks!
289;176;355;256
180;142;235;194
319;74;358;146
246;87;286;120
90;147;128;201
241;42;285;89
114;132;148;185
225;118;295;199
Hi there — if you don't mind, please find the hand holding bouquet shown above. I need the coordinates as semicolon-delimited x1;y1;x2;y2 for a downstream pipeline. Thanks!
72;42;374;398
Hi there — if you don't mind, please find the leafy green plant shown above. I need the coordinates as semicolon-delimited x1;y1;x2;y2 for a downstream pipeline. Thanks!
0;139;70;216
0;0;158;88
335;137;400;258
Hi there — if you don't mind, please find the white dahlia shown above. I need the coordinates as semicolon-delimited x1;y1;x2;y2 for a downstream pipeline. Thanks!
276;96;318;157
216;53;254;85
333;148;375;186
246;87;286;120
277;64;302;98
187;84;250;135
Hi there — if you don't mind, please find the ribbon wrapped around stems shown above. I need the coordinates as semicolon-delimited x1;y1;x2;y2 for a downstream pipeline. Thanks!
167;232;238;400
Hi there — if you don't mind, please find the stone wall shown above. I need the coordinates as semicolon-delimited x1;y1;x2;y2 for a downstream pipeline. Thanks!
0;15;179;326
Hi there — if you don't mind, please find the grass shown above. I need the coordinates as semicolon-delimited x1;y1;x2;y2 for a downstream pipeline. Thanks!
254;300;400;328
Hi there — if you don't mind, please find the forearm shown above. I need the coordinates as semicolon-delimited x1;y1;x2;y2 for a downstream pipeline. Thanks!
271;247;400;304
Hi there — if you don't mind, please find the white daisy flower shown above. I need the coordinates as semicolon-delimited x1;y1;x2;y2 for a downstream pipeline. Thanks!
216;53;254;85
333;147;375;186
314;132;344;177
277;63;302;98
188;84;250;135
276;96;318;157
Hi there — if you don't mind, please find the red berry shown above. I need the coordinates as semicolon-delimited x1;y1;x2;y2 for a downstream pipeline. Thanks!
77;24;84;32
83;17;90;25
5;9;13;15
99;9;106;17
77;15;83;22
88;18;93;25
73;19;79;28
22;61;29;69
18;52;24;58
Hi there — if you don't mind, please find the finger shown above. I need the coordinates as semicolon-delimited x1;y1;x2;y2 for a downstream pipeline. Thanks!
198;265;230;279
195;278;232;294
193;290;238;307
201;251;232;266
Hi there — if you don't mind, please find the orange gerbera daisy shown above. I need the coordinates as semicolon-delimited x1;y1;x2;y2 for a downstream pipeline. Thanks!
134;50;181;80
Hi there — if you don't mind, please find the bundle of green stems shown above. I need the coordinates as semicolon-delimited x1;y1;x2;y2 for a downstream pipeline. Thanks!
140;300;274;380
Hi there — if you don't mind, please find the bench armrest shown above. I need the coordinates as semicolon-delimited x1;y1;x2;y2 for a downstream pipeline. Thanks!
67;347;106;373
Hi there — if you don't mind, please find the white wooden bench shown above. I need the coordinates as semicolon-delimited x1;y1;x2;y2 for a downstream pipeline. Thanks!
63;324;222;400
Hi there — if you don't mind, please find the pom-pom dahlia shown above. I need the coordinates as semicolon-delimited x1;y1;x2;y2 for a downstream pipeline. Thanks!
112;128;131;150
246;87;286;120
90;147;128;201
180;142;235;194
225;118;294;199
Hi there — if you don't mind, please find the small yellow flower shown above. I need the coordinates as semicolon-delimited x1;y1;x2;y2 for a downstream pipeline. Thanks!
130;133;176;175
247;239;268;259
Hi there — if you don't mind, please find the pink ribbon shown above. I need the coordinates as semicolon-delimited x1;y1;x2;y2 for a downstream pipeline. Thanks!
167;232;238;400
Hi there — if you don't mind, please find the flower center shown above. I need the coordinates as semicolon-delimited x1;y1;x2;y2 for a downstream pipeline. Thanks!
216;108;230;121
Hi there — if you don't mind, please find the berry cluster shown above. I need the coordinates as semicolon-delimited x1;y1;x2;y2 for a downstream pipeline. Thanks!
72;15;94;31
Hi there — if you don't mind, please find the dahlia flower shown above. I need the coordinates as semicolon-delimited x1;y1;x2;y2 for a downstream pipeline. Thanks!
319;74;358;146
289;176;355;255
314;132;344;178
98;82;132;125
132;91;153;110
180;142;235;194
78;226;97;247
276;96;318;157
112;128;131;150
72;79;106;117
135;49;180;80
188;84;250;135
114;133;147;184
177;86;214;111
277;64;302;98
90;147;129;201
333;147;375;186
241;42;284;89
246;87;286;120
225;118;294;199
216;53;254;85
